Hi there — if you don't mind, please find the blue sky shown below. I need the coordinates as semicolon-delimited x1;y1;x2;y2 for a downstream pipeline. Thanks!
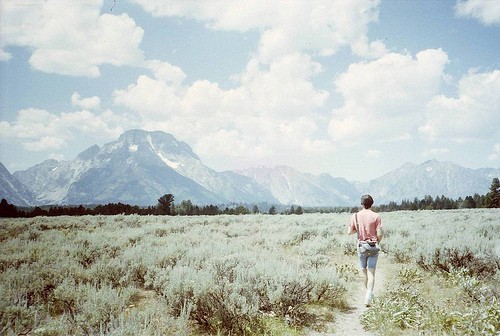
1;0;499;182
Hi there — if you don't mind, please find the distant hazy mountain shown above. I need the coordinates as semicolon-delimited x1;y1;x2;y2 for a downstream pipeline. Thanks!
359;160;500;204
3;130;499;207
0;163;35;206
236;166;358;206
12;130;277;206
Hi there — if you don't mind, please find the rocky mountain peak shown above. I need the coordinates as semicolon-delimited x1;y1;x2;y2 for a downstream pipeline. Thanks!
2;130;498;207
77;145;100;161
118;129;199;160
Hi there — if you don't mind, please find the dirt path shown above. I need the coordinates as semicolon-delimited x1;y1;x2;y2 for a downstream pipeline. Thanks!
308;254;390;336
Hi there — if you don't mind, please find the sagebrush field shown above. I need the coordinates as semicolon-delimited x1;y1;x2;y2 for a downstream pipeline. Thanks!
1;209;499;335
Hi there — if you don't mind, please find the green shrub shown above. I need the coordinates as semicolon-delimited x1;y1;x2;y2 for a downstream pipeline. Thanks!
397;266;424;284
417;247;498;278
361;285;430;332
341;241;356;256
364;252;499;335
387;246;413;263
106;299;193;336
76;284;136;334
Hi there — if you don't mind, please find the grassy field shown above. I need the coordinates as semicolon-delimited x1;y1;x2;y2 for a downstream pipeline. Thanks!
1;209;499;335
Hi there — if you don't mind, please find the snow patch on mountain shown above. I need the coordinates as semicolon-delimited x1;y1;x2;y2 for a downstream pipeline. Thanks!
128;144;138;153
145;134;182;169
157;152;181;169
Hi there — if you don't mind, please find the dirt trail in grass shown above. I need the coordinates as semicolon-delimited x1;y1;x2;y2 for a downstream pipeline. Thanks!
309;254;391;336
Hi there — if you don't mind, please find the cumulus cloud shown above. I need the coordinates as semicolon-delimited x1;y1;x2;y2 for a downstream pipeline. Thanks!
239;53;329;116
130;0;387;61
1;0;387;171
145;60;187;85
329;49;450;144
114;52;332;169
0;106;126;152
0;0;144;77
113;75;183;120
455;0;500;25
113;0;389;169
419;70;500;142
71;92;101;110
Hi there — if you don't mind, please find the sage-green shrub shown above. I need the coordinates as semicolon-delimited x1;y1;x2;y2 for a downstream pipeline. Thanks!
361;209;500;336
2;209;498;335
1;214;348;335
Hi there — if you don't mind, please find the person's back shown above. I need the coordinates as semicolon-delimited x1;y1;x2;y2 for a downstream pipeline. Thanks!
355;208;381;242
347;194;383;306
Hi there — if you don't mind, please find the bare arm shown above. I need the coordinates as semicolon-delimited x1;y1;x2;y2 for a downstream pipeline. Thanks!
348;224;356;235
347;216;356;235
376;227;383;243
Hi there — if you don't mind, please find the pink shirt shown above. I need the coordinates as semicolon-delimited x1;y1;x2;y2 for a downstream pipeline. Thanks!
349;209;382;242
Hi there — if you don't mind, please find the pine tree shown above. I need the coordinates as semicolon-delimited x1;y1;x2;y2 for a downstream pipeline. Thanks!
157;194;175;215
252;205;260;214
486;177;500;208
0;199;18;217
462;196;476;209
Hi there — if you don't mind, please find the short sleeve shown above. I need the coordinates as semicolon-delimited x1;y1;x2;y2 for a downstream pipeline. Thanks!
349;214;356;230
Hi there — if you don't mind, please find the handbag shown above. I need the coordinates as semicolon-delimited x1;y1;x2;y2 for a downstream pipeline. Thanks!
355;213;380;256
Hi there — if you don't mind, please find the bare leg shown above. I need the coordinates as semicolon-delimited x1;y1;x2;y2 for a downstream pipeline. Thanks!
367;267;376;292
364;268;376;306
361;268;368;288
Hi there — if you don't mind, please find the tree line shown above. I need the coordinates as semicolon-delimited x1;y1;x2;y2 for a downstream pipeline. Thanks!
376;177;500;212
1;178;499;218
0;196;302;218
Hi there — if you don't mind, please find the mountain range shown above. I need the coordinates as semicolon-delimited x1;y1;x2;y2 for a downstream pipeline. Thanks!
1;129;499;207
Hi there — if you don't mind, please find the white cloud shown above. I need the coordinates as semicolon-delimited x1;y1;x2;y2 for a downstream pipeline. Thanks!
0;49;12;61
23;136;67;151
423;147;450;157
329;49;450;144
0;106;126;152
131;0;387;61
113;52;332;170
240;53;329;116
113;75;183;120
145;60;186;85
455;0;500;25
194;128;271;165
60;110;123;137
71;92;101;110
8;109;60;139
488;143;500;161
419;70;500;142
0;0;144;77
115;52;329;121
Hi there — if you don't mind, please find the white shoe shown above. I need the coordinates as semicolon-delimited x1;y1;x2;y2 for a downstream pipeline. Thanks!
364;291;373;306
